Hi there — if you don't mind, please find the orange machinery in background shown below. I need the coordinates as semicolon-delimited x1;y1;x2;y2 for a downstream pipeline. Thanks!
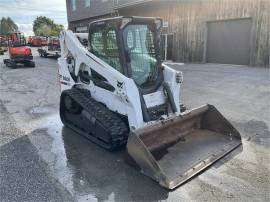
3;32;35;68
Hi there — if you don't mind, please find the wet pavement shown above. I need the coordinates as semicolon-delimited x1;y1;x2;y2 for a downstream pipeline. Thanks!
0;49;269;201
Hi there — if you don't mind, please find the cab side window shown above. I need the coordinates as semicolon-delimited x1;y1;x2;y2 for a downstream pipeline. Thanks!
90;26;122;73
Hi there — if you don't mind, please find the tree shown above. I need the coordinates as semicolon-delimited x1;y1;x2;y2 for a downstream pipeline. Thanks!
35;24;52;37
33;16;64;37
51;24;64;36
0;17;18;35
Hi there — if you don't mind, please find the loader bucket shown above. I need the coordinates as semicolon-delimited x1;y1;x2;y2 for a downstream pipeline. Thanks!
127;104;242;189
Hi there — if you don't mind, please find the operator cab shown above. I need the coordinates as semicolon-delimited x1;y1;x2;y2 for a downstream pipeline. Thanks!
88;16;163;94
8;32;27;47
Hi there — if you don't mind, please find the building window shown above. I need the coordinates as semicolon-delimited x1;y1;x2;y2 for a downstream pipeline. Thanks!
71;0;76;11
85;0;90;7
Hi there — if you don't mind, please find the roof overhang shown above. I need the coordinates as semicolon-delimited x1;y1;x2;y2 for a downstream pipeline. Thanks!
113;0;153;9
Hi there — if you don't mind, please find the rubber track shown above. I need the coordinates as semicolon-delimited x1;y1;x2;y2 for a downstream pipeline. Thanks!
60;88;129;150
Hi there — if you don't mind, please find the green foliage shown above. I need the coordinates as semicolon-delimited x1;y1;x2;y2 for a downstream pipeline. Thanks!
35;24;51;37
0;17;18;35
51;24;64;37
33;16;64;37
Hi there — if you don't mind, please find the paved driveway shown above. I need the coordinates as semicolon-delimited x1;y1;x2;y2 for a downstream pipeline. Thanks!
0;51;269;201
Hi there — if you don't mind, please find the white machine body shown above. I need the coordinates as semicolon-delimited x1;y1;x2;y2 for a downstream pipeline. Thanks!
58;30;183;130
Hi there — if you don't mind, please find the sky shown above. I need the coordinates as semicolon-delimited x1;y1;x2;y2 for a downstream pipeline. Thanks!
0;0;68;36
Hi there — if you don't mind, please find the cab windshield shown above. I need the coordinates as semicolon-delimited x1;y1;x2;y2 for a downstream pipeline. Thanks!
123;24;159;88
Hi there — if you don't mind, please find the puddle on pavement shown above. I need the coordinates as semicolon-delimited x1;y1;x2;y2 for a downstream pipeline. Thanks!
28;115;169;201
23;114;270;201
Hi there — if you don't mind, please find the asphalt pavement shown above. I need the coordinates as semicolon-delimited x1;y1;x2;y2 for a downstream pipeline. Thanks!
0;48;269;201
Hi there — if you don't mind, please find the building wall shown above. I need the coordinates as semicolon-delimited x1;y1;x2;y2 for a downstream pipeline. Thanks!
66;0;114;23
118;0;269;66
66;0;269;66
69;14;115;32
66;0;148;31
114;0;153;8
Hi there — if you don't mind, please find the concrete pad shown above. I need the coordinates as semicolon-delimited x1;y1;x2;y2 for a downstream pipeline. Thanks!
0;51;269;201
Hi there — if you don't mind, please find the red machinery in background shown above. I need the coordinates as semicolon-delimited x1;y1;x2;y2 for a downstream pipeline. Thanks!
38;37;60;58
29;36;42;47
27;36;33;45
41;37;48;46
3;32;35;68
51;37;60;47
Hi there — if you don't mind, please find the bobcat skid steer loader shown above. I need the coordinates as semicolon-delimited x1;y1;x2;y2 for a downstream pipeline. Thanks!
58;16;242;189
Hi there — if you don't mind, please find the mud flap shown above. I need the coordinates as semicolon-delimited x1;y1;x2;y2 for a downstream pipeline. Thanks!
127;104;242;189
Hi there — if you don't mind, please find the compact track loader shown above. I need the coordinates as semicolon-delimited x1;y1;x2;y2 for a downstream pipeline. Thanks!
58;16;242;189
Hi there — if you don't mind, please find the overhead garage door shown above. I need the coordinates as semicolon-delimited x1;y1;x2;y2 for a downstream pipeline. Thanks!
206;18;252;65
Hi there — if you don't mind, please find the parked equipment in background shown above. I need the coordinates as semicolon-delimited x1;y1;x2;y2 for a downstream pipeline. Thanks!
3;32;35;68
29;36;42;47
58;16;242;189
38;37;60;58
41;37;48;46
27;36;33;45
